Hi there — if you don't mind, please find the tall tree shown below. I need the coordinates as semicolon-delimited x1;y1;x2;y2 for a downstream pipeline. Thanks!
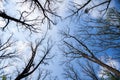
0;0;59;79
63;60;120;80
0;0;60;32
61;0;120;79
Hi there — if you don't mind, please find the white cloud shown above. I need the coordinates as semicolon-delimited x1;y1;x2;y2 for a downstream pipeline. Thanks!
16;41;28;53
4;66;14;74
73;0;87;7
56;0;70;17
0;0;4;11
0;19;6;28
90;10;101;18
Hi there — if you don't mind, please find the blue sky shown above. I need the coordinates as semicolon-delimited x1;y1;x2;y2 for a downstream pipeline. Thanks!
0;0;120;80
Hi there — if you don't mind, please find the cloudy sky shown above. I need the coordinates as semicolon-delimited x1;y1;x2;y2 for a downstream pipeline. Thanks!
0;0;120;80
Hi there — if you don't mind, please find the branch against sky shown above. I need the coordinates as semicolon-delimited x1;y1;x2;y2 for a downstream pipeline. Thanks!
15;37;54;80
60;0;120;79
0;34;19;79
70;7;120;55
60;9;120;76
63;59;120;80
67;0;112;18
63;60;99;80
23;0;61;24
0;0;61;32
61;32;120;77
0;0;59;79
35;68;59;80
63;63;83;80
0;29;56;80
0;34;18;60
65;1;120;56
0;0;120;80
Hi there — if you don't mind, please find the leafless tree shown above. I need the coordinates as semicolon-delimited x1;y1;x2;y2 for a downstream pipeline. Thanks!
0;34;17;72
0;35;16;59
0;0;60;32
61;0;120;79
0;36;55;80
36;68;59;80
63;60;99;80
14;37;54;80
0;0;119;80
0;0;60;79
67;0;112;18
61;31;120;77
63;59;120;80
63;63;82;80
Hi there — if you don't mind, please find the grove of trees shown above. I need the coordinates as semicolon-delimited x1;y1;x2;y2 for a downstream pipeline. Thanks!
0;0;120;80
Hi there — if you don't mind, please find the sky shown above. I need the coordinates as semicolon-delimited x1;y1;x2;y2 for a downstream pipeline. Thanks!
0;0;120;80
0;0;65;79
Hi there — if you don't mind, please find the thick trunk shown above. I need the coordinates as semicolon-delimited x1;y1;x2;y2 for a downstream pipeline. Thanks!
82;53;120;77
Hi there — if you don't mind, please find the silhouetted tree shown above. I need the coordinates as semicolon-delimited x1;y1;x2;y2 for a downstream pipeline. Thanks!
15;37;54;80
0;0;60;32
63;59;120;80
67;0;112;18
0;0;59;79
61;1;120;78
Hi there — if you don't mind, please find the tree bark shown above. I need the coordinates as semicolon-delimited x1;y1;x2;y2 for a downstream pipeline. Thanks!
82;53;120;77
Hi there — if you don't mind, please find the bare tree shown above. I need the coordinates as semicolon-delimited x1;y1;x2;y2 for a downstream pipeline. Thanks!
63;63;82;80
69;7;120;65
0;34;19;80
0;0;60;32
0;34;17;70
0;0;119;80
0;35;16;59
67;0;112;18
0;36;54;80
63;60;99;80
36;68;59;80
61;31;120;77
14;37;54;80
61;0;120;79
63;59;120;80
0;0;59;79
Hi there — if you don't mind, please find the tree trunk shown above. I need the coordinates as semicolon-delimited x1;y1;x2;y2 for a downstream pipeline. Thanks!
82;53;120;77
